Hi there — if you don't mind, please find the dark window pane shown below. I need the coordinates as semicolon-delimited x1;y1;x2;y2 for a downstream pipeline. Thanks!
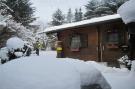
108;32;119;43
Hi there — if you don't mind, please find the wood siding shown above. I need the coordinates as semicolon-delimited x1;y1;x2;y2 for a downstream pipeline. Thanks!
58;26;98;61
57;20;127;62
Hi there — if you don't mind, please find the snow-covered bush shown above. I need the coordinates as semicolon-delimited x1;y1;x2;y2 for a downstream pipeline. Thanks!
6;19;36;43
36;32;58;50
0;37;32;64
118;55;132;69
6;37;32;58
0;6;36;44
118;55;129;64
6;37;25;52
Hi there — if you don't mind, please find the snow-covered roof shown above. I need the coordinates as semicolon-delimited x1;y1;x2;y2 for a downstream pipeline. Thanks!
117;0;135;24
40;14;121;34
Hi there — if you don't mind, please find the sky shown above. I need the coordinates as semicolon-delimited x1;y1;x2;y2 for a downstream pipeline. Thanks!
31;0;89;24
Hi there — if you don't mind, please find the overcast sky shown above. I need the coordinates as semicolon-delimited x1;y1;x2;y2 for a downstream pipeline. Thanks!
31;0;89;24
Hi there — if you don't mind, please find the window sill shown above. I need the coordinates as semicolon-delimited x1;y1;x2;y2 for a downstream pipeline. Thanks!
70;48;80;52
106;43;119;49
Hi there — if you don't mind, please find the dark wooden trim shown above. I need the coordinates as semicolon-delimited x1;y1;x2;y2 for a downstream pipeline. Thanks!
97;26;101;62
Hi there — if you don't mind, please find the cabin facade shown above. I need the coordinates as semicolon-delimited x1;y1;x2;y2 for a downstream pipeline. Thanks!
44;14;128;63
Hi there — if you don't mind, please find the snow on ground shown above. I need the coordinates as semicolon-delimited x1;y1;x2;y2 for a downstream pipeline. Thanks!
0;51;135;89
0;51;111;89
61;58;111;89
86;58;135;89
0;52;81;89
37;51;135;89
103;72;135;89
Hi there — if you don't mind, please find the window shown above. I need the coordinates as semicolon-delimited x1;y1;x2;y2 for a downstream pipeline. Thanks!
106;30;119;49
70;35;81;51
108;32;119;44
68;33;88;51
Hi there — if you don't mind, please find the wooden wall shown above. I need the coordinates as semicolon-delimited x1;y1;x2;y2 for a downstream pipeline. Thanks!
57;20;127;62
58;26;99;61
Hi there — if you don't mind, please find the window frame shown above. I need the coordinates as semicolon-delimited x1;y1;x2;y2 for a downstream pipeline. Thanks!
67;33;88;51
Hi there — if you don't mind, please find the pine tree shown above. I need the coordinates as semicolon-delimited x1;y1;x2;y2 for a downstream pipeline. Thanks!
84;0;128;19
0;0;36;26
94;2;113;17
0;0;12;16
78;8;83;21
103;0;128;13
66;8;73;23
84;0;99;19
74;9;80;22
51;9;65;26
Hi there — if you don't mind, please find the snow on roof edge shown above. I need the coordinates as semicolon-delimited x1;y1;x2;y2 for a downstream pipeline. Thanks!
39;14;121;34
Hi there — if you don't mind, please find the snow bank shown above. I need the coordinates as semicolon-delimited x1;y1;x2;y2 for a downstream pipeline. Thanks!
117;0;135;24
1;51;134;89
87;61;129;73
63;58;111;89
104;70;135;89
6;37;25;51
0;56;81;89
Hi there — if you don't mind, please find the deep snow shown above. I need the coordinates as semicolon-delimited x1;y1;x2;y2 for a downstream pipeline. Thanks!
0;51;111;89
0;54;81;89
0;51;135;89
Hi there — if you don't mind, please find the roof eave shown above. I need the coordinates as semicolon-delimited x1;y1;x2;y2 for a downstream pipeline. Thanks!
46;18;122;34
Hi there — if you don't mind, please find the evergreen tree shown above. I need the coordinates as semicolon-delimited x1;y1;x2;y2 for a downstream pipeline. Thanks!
103;0;128;13
84;0;128;19
0;0;36;26
78;8;83;21
66;8;73;23
84;0;99;19
51;9;65;26
74;9;80;22
94;2;113;17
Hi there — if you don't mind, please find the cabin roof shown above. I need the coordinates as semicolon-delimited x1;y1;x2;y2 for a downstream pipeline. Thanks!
39;14;121;34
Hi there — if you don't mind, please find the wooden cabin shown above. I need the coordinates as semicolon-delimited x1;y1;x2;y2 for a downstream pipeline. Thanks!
43;14;128;63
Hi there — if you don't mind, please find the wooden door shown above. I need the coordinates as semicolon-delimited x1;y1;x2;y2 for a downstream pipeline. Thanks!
99;24;127;62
